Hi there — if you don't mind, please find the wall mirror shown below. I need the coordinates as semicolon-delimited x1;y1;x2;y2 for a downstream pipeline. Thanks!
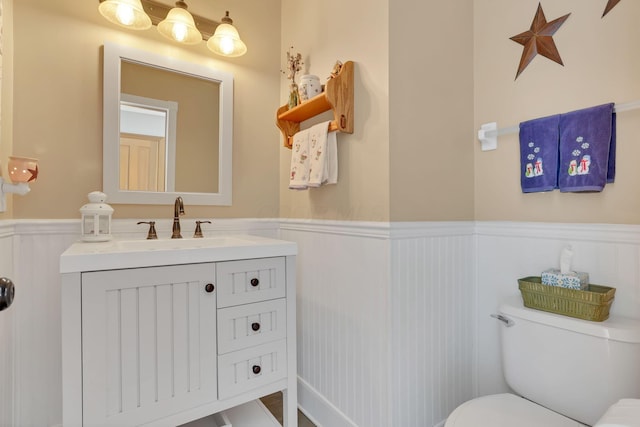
103;42;233;205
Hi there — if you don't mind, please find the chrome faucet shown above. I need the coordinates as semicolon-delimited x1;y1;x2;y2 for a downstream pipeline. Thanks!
172;196;185;239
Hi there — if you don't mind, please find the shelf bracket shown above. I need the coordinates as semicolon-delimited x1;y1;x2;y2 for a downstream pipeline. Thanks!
478;122;498;151
276;61;354;149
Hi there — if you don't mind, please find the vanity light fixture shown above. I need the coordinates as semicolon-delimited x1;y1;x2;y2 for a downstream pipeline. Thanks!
0;156;39;213
97;0;247;57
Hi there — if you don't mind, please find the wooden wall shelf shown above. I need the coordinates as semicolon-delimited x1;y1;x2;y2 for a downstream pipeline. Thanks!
276;61;354;149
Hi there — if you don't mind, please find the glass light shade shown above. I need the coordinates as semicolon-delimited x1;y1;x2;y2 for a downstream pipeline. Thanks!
7;156;39;184
157;7;202;45
98;0;152;30
207;23;247;57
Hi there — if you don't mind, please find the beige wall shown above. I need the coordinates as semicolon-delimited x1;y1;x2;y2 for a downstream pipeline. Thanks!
278;0;391;221
0;0;14;218
11;0;281;219
278;0;474;222
389;1;475;221
8;1;639;224
474;0;640;224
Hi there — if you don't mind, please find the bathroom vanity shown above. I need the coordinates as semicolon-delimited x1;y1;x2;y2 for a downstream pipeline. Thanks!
60;235;298;426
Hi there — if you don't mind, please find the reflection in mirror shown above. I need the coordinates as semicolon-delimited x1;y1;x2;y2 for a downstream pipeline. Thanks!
103;42;233;205
120;94;175;192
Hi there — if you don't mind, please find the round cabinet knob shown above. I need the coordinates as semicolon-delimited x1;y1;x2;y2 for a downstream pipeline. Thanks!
205;283;215;293
0;277;15;312
252;365;261;375
250;278;259;287
251;322;261;332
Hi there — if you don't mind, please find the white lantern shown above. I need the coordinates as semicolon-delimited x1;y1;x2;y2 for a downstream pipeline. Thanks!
80;191;114;242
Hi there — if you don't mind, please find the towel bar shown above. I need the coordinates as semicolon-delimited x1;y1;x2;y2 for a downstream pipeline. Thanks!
477;100;640;151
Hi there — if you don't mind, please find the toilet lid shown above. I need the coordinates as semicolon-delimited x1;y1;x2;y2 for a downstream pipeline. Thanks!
594;399;640;427
445;394;585;427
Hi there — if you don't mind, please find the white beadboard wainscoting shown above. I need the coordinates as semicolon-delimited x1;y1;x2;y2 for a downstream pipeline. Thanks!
390;224;476;427
0;222;16;427
282;220;640;427
280;220;477;427
1;219;640;427
0;220;80;427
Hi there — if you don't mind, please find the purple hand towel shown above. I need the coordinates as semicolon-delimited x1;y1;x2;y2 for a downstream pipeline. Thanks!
519;114;560;193
558;103;616;192
607;112;617;183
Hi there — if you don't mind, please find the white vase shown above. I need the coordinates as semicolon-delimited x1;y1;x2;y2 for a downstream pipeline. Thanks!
298;74;322;102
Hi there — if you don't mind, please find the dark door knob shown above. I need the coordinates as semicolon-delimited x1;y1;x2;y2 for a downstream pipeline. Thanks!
250;278;259;287
252;365;261;375
0;277;15;311
251;322;261;331
205;283;215;293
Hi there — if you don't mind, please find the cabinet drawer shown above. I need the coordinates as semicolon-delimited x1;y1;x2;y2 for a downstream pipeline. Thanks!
216;257;286;308
218;299;286;354
217;339;287;399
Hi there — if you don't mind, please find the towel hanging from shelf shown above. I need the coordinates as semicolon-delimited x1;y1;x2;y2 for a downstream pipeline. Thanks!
288;121;338;190
478;100;640;151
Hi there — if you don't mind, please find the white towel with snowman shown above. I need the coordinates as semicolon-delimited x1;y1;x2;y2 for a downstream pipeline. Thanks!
289;128;310;189
289;121;337;190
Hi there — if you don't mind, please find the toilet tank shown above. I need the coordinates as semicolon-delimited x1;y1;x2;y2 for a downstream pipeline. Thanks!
498;297;640;426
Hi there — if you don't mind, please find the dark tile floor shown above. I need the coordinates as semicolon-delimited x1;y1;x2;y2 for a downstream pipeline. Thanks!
260;392;316;427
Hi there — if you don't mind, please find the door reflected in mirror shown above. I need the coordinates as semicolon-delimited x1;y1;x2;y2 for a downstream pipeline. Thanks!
103;43;233;205
119;96;171;192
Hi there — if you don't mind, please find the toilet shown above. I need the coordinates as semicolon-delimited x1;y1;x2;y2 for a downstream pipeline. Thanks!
446;297;640;427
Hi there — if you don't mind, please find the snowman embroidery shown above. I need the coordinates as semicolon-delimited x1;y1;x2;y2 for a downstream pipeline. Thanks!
525;163;534;178
534;158;543;176
568;160;578;176
524;141;543;179
578;155;591;175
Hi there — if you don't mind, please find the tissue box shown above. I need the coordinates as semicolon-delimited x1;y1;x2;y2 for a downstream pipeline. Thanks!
541;269;589;290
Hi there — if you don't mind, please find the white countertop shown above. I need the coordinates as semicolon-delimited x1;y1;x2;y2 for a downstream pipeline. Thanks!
60;234;297;273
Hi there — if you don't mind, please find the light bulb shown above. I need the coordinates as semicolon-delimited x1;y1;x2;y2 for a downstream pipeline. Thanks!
115;3;135;26
172;23;188;42
219;37;234;55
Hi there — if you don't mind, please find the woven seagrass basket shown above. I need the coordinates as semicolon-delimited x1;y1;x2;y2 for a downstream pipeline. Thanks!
518;276;616;322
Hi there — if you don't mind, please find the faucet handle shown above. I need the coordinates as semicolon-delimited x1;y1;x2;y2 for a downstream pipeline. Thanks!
137;221;158;240
194;221;212;238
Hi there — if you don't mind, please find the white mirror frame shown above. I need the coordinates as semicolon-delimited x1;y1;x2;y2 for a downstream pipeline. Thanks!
103;42;233;205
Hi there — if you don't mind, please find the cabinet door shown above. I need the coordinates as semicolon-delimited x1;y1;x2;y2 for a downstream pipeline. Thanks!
82;263;217;426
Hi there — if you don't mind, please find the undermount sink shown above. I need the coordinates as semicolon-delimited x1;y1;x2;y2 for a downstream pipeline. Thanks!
60;233;297;273
114;236;256;251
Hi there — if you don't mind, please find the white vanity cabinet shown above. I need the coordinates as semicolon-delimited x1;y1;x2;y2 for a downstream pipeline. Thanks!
61;235;297;427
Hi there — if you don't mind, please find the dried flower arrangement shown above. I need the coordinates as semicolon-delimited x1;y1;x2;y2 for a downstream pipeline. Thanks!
281;46;304;109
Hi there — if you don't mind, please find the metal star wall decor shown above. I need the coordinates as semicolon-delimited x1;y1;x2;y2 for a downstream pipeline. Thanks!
510;3;571;80
28;165;38;182
602;0;622;17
